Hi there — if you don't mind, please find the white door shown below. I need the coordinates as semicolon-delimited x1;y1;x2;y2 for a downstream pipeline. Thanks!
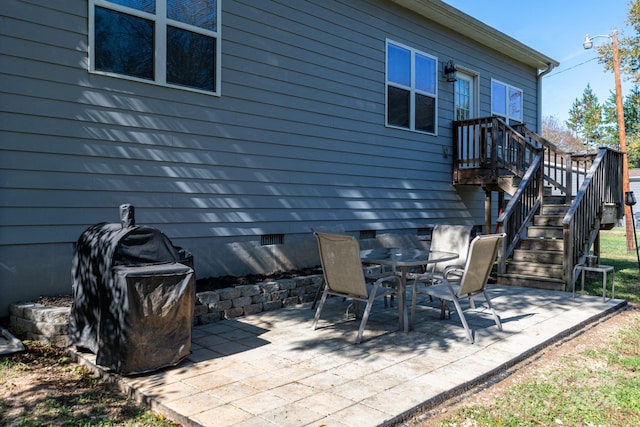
455;72;475;121
455;71;478;167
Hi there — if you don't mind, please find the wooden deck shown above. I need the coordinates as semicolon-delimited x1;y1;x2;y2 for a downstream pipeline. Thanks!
453;116;624;290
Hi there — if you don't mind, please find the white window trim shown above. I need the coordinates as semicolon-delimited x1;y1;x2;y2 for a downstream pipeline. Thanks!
88;0;222;96
491;78;523;122
385;39;438;136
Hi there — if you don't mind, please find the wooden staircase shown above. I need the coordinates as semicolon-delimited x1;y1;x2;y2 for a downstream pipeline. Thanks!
497;194;568;290
453;116;624;291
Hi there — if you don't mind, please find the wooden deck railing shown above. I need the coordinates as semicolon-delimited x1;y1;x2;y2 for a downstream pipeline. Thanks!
454;116;623;288
453;116;539;184
563;148;624;283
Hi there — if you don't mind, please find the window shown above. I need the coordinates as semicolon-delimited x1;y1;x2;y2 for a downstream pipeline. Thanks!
491;79;522;122
89;0;221;95
386;40;437;134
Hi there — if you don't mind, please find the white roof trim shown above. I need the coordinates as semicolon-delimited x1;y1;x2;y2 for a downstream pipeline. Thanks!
391;0;560;71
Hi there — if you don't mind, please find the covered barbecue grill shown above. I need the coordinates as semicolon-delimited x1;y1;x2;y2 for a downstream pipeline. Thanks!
69;205;194;375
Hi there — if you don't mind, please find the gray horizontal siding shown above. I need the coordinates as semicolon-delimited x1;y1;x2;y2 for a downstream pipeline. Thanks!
1;0;543;269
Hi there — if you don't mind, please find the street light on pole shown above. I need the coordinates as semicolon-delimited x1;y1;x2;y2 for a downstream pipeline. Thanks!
583;30;632;251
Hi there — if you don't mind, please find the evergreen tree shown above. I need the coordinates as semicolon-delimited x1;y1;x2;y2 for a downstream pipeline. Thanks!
624;86;640;167
566;84;602;151
602;90;621;148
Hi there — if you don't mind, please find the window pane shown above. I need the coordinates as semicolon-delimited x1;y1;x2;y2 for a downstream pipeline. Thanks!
95;6;154;80
492;81;506;115
388;86;410;128
168;0;217;31
167;26;216;91
387;43;411;87
105;0;155;13
415;54;435;94
456;79;471;120
415;94;435;133
509;87;523;120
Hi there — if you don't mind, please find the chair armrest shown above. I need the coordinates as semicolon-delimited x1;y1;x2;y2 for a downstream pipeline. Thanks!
442;265;464;282
374;275;401;286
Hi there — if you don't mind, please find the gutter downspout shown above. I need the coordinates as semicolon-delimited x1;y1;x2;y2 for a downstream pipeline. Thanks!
536;63;555;131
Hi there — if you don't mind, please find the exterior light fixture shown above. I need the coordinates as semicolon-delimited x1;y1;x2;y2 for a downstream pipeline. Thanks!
443;60;457;82
582;34;594;49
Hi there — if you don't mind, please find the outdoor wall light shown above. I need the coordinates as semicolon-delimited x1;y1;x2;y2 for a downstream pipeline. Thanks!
443;60;457;82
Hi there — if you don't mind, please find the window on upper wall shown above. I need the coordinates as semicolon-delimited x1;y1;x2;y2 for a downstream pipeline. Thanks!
491;79;523;123
89;0;221;95
386;40;437;135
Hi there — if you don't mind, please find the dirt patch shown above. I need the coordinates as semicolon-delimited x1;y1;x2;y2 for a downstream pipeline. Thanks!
0;341;177;426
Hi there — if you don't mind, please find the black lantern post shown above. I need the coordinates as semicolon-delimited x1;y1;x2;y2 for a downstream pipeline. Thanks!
625;191;640;271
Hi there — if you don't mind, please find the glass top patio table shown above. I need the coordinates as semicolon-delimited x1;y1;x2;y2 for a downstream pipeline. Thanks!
360;248;458;332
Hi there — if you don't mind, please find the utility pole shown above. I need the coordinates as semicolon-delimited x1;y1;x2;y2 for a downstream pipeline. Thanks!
612;31;633;252
584;30;631;250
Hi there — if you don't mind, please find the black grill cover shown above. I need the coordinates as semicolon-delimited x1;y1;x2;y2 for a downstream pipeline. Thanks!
69;222;194;375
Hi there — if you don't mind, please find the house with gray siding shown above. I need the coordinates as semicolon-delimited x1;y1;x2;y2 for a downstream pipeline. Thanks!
0;0;559;316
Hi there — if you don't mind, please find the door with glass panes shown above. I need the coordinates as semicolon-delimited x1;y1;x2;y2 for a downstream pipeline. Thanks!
455;71;478;167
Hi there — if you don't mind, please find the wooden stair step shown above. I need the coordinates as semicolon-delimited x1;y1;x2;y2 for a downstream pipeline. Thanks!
506;261;563;279
527;226;564;239
496;273;566;291
519;238;563;251
512;249;563;264
541;204;570;215
543;195;568;205
533;215;564;226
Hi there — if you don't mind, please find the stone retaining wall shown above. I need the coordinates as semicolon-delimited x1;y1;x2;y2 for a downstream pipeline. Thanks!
9;303;71;347
9;274;325;347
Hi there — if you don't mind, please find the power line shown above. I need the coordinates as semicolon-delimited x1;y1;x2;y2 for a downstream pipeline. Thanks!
545;57;599;78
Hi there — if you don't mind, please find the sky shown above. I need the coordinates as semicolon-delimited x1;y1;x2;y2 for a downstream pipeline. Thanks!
442;0;634;125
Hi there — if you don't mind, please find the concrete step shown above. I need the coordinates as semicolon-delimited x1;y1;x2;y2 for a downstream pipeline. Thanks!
496;273;566;291
527;226;563;239
506;261;564;279
512;249;563;264
519;238;563;251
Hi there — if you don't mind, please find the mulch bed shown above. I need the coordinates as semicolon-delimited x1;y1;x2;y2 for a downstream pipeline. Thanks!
195;266;323;291
34;267;324;307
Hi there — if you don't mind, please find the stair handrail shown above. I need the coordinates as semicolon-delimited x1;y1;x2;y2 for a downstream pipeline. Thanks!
515;125;600;203
496;154;544;274
515;125;573;203
562;147;624;286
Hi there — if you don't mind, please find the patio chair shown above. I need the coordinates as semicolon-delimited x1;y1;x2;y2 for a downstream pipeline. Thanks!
409;225;472;322
310;227;397;310
312;232;400;344
418;232;505;343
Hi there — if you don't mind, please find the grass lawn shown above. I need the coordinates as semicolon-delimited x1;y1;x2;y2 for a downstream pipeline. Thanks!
430;227;640;427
